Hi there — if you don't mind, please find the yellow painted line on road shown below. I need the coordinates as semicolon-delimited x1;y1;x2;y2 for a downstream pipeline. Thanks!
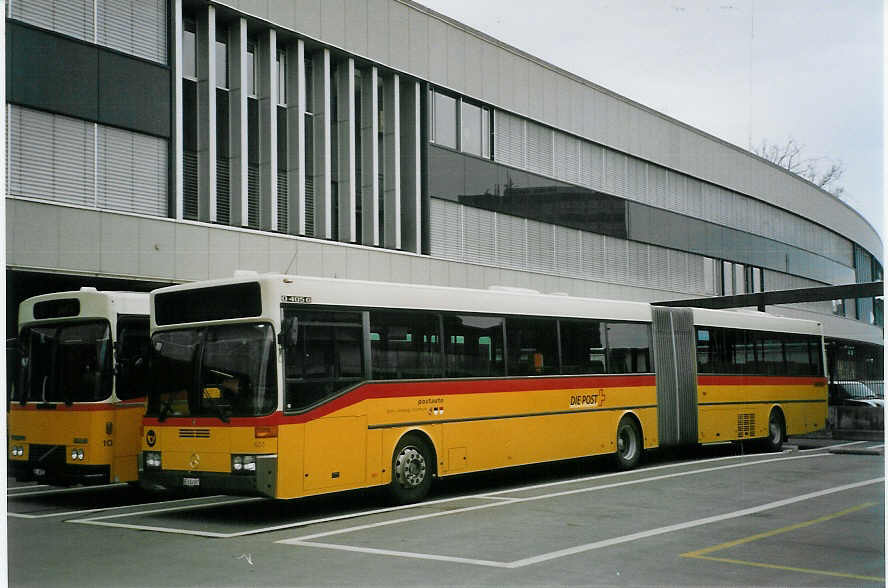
682;502;883;583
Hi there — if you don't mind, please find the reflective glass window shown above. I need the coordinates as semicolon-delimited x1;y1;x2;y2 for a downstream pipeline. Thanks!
506;317;559;376
606;323;651;374
370;312;442;379
182;17;197;79
215;34;228;89
460;101;489;158
443;315;505;377
431;90;457;149
560;320;606;374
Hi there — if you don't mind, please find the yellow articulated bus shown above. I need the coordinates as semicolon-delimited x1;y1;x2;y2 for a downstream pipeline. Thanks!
140;274;826;503
9;289;151;486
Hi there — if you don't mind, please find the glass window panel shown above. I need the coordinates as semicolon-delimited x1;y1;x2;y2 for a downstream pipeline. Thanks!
283;311;364;411
722;260;734;295
752;267;762;292
734;263;745;294
560;320;606;374
432;91;457;149
443;315;505;377
246;41;256;96
703;257;715;295
481;107;490;158
460;101;482;157
370;312;442;379
182;18;197;79
696;328;713;373
606;323;651;374
216;38;228;88
506;317;559;376
277;49;287;104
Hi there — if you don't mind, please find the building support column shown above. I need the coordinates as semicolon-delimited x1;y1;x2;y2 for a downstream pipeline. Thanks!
311;49;332;239
258;29;277;231
196;5;217;222
286;40;306;235
228;18;249;227
336;58;356;242
400;79;421;253
173;0;184;219
360;66;379;246
383;73;400;249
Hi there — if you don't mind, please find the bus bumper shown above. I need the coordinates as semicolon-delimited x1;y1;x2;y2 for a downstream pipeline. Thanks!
140;455;277;498
9;459;110;486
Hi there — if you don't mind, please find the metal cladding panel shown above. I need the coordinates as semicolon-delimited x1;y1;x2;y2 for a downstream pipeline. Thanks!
427;17;448;83
320;0;346;48
366;0;389;63
387;1;409;71
481;41;500;105
652;307;698;447
446;25;467;90
345;0;369;56
463;34;483;98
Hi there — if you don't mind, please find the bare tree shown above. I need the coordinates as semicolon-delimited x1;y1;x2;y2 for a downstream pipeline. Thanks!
753;137;845;197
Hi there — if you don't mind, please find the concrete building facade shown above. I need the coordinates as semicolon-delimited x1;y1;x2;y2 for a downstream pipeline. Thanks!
5;0;883;374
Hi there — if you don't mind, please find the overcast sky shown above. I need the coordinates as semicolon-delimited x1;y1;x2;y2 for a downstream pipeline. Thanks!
417;0;884;240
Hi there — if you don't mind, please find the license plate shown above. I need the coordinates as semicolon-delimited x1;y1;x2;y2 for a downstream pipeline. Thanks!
182;477;200;487
33;468;45;477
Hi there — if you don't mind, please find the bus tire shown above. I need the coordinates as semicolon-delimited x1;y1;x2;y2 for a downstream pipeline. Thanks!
388;433;433;505
615;417;642;470
762;409;785;452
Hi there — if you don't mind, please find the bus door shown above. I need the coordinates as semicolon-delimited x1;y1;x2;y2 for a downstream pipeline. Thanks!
651;307;698;446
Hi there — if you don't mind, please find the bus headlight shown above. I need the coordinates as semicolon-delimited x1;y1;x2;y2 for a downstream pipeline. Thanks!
70;448;85;461
11;445;24;457
144;451;161;469
231;454;256;474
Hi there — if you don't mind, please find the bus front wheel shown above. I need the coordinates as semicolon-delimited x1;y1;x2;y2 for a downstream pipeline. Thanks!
762;410;785;452
388;433;433;504
615;417;642;470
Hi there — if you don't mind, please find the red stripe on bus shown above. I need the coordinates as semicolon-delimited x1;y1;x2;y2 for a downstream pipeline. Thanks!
142;374;656;428
697;375;827;386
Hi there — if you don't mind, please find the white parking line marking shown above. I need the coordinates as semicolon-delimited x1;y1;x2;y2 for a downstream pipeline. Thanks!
507;477;884;568
65;450;839;538
9;495;234;519
282;453;835;544
69;496;264;526
7;483;127;498
287;477;884;569
798;441;866;453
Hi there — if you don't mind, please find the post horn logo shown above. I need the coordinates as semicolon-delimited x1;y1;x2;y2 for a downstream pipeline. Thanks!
146;429;156;447
189;453;201;469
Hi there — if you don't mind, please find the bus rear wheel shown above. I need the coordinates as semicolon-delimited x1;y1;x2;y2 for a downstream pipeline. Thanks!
388;433;433;505
615;417;642;470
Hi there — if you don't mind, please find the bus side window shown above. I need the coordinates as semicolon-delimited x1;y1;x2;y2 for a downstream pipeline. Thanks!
369;311;442;380
442;315;505;378
605;323;651;374
283;310;364;412
117;317;151;400
506;317;559;376
560;320;606;375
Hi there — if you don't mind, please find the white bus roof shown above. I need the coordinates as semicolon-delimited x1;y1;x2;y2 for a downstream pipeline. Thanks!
150;273;822;337
19;289;149;329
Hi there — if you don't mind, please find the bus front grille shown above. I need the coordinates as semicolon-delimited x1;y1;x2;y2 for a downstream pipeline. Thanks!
737;413;756;438
178;429;210;439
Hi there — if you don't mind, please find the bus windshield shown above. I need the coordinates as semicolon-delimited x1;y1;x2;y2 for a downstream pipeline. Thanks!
18;321;113;403
147;323;277;419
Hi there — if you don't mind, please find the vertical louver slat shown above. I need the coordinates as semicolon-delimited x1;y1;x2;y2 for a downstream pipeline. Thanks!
277;169;288;233
496;213;526;270
463;206;496;266
247;165;260;228
182;151;198;220
216;158;230;225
